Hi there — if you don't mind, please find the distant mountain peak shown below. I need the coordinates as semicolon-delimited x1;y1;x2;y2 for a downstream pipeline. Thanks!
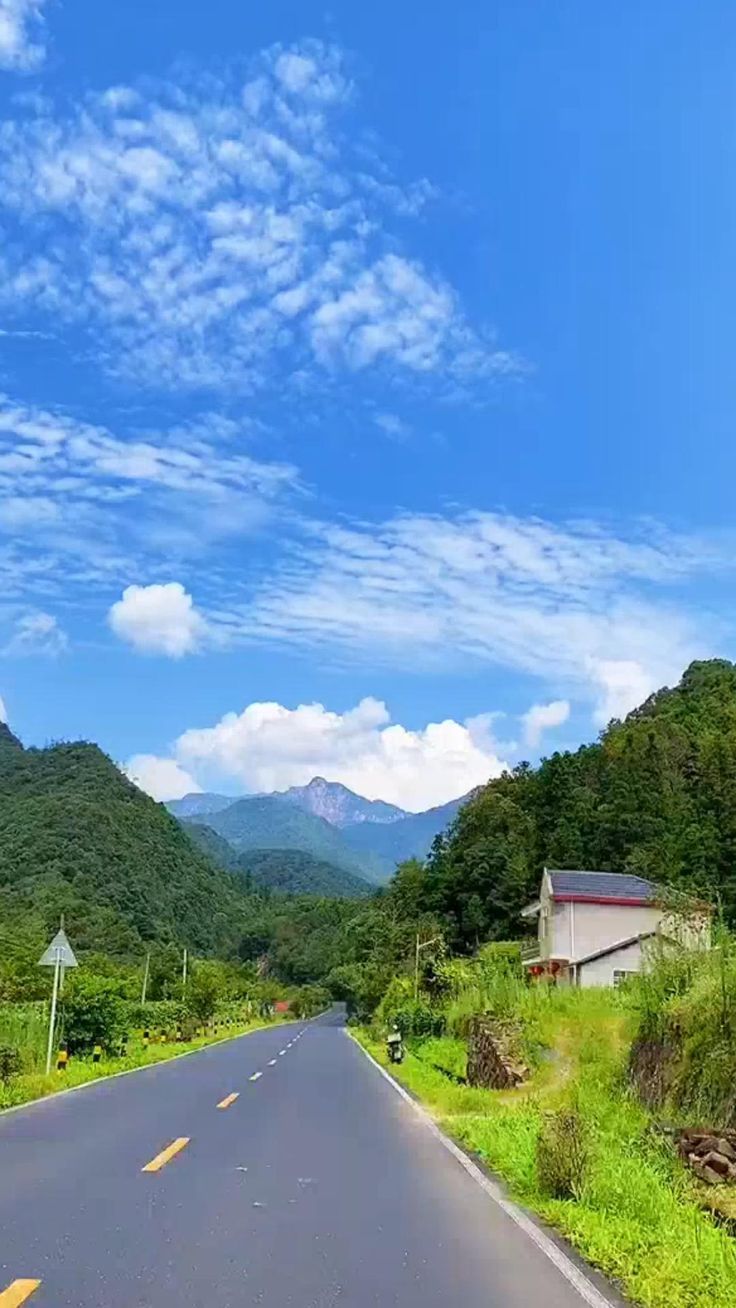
276;777;407;828
167;792;236;819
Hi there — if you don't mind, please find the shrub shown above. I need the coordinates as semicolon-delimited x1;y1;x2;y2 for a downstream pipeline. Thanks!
376;976;445;1038
537;1103;589;1200
0;1043;22;1085
125;999;187;1032
60;975;127;1054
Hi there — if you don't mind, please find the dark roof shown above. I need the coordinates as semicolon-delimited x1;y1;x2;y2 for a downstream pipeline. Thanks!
547;870;658;903
575;931;657;968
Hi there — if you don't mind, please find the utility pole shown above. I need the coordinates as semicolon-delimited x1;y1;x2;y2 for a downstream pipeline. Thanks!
414;933;441;1001
182;948;188;998
141;952;151;1006
45;951;61;1076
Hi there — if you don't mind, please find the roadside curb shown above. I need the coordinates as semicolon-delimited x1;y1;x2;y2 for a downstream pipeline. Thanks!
348;1030;619;1308
0;1020;292;1121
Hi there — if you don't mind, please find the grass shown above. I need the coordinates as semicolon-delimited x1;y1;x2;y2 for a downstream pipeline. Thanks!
356;982;736;1308
0;1001;48;1072
0;1017;290;1112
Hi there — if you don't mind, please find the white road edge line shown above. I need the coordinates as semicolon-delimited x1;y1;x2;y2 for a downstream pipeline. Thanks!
347;1032;615;1308
268;1059;277;1066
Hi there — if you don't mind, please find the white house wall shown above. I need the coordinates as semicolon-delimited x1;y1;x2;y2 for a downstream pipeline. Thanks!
577;938;645;987
551;901;661;962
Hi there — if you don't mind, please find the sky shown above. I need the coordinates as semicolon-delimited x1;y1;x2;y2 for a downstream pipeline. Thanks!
1;0;735;811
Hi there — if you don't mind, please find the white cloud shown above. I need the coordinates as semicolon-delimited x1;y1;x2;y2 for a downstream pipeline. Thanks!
374;411;411;439
521;699;570;749
0;0;46;72
241;510;728;723
0;41;506;392
125;753;200;802
138;695;509;810
4;610;67;655
0;692;6;722
589;659;657;725
108;582;207;657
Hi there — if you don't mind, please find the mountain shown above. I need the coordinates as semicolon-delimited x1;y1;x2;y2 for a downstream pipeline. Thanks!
0;733;252;955
185;795;385;882
168;781;473;883
275;777;407;827
185;822;372;898
341;793;473;877
167;792;236;819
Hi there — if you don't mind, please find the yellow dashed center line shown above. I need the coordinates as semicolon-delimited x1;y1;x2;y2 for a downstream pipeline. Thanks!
0;1280;41;1307
217;1092;239;1109
141;1137;190;1173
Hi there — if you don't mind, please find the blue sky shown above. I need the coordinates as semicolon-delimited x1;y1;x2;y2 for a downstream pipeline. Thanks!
1;0;735;810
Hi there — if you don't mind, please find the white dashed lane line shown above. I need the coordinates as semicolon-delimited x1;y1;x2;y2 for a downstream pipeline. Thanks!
249;1030;308;1084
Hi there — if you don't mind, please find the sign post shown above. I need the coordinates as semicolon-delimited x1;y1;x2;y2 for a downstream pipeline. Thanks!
38;928;78;1075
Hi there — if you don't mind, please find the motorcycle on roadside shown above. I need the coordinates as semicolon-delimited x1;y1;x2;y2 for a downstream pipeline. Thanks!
386;1024;404;1064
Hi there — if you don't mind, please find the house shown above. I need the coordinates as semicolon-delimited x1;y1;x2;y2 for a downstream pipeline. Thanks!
521;869;709;987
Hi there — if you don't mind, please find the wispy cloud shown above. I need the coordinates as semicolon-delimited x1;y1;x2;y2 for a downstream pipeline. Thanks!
237;510;733;722
0;40;510;393
0;0;46;73
3;610;67;656
374;411;411;439
0;394;298;603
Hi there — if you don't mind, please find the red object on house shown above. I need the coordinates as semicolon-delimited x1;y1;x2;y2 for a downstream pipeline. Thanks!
274;1001;291;1013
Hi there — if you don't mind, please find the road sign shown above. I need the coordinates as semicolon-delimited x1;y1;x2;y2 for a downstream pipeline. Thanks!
38;927;78;1075
38;929;78;969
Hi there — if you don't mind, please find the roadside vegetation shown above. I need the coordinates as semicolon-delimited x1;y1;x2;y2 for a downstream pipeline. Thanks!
358;941;736;1308
0;953;329;1111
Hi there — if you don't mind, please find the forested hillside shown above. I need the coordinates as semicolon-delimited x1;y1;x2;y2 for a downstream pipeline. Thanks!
185;822;372;898
0;732;252;956
419;660;736;948
193;795;383;881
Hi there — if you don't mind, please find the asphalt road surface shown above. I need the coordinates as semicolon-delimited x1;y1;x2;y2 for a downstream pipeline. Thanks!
0;1009;613;1307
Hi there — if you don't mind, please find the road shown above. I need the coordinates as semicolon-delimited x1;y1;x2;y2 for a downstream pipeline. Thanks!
0;1009;614;1307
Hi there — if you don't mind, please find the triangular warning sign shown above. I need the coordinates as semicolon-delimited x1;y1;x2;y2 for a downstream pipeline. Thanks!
38;929;78;968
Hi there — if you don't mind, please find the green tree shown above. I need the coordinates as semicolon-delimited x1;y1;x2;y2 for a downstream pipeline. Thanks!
186;962;224;1024
60;974;127;1054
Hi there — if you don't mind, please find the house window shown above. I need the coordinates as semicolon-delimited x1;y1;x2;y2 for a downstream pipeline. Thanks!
613;969;637;988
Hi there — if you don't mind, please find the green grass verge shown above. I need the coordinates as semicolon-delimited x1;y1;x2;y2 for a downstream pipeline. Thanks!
354;1025;736;1308
0;1019;290;1112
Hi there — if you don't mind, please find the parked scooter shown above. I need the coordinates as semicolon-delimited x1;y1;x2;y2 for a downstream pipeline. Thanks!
386;1025;404;1064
